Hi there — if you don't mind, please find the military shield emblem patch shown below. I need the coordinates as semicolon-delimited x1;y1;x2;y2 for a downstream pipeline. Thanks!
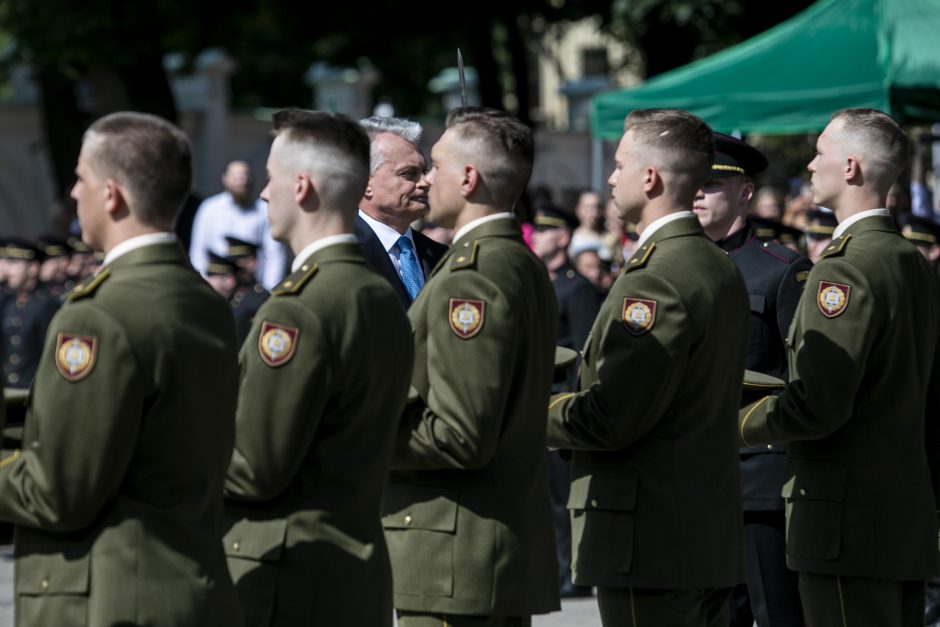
622;298;657;335
449;298;485;339
55;332;97;382
259;321;299;367
817;281;851;318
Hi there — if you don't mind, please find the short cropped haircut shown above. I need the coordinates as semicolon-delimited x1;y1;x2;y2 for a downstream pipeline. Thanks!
359;117;423;174
444;106;534;209
271;108;371;209
623;109;714;201
831;108;909;190
84;112;192;228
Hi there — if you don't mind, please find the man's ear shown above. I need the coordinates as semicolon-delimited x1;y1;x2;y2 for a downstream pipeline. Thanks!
741;180;755;203
461;165;479;198
296;173;319;209
845;155;863;184
104;179;127;217
642;167;662;194
362;178;374;201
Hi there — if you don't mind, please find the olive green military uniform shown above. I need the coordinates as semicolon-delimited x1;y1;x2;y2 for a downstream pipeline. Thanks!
0;241;243;627
547;215;749;625
225;241;413;627
739;215;940;626
385;216;560;624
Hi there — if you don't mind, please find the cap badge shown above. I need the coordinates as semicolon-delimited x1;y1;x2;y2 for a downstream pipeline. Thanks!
55;333;97;382
817;281;851;318
259;321;299;367
622;298;657;335
449;298;485;339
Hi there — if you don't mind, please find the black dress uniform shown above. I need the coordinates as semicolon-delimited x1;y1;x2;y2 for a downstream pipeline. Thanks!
1;241;60;389
230;283;268;345
533;208;605;598
221;237;271;345
720;220;811;627
710;133;811;627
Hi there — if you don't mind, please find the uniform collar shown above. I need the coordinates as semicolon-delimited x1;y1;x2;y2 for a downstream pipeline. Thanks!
832;208;891;239
452;212;515;245
104;232;177;267
636;211;696;248
716;221;755;253
291;234;358;272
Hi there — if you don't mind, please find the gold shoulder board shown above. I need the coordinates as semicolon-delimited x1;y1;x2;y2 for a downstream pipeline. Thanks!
450;240;479;271
820;234;851;259
271;264;319;296
623;242;656;273
68;268;111;302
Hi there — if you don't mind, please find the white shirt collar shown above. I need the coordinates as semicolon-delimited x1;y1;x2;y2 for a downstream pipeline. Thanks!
291;234;358;272
358;210;414;252
636;211;696;249
832;208;891;239
452;212;515;244
104;232;177;267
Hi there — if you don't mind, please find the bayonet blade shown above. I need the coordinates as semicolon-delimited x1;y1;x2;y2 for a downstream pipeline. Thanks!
457;48;468;107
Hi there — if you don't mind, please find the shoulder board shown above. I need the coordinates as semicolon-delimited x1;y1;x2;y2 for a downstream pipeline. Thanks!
67;268;111;302
271;263;318;296
820;234;851;259
623;242;656;274
450;240;479;271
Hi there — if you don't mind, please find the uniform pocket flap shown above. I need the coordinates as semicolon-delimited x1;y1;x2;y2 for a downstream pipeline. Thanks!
749;294;766;314
382;484;458;532
17;551;89;595
567;468;639;511
223;516;288;562
782;461;846;502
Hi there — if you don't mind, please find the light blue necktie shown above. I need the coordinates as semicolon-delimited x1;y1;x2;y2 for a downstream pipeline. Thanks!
397;235;424;301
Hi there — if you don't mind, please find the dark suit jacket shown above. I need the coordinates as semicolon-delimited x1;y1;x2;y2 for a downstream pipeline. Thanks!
354;214;449;308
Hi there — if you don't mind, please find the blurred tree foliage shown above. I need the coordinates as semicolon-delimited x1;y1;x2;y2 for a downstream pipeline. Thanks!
0;0;815;201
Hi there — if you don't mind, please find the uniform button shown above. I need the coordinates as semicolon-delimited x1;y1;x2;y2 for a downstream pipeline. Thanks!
301;265;309;271
8;373;19;384
590;499;599;508
11;317;22;327
15;300;25;309
566;270;575;279
799;488;807;496
763;242;770;248
283;281;293;288
766;444;774;451
403;515;413;526
10;335;21;346
9;355;20;365
463;242;470;248
456;256;466;263
232;541;240;552
41;578;49;591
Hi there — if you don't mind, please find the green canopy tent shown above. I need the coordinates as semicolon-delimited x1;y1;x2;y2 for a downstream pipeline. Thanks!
591;0;940;139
